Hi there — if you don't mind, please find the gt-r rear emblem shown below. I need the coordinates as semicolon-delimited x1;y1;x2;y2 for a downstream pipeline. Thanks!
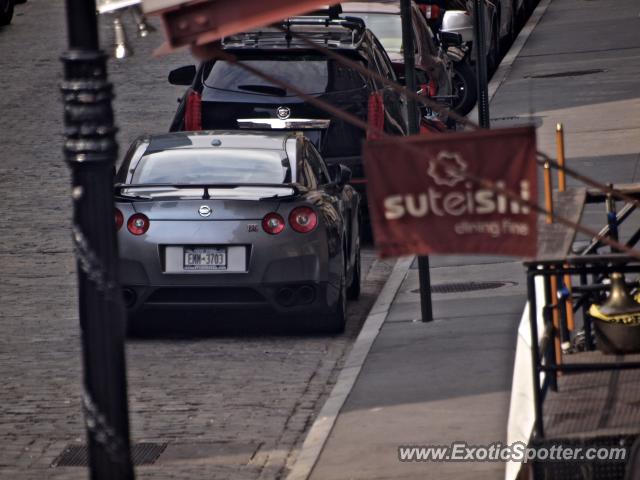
248;224;258;232
276;106;291;120
198;205;212;217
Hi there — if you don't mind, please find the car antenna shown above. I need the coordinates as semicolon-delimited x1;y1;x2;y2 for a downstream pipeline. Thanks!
203;186;210;200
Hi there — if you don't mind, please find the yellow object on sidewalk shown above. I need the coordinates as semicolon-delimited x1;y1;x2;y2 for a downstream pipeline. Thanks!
589;303;640;325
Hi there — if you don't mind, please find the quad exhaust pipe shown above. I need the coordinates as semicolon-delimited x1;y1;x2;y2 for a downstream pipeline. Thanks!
276;285;316;307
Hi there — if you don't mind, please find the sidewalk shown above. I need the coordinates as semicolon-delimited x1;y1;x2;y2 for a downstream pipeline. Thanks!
289;0;640;478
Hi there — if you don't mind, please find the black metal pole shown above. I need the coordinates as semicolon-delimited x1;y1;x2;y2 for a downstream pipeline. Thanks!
61;1;134;479
472;0;490;128
400;0;419;135
400;0;433;323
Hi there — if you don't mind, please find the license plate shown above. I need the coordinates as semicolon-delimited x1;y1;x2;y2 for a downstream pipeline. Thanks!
183;247;227;271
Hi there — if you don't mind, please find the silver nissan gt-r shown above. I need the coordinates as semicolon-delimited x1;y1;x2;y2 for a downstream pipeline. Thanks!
114;130;361;332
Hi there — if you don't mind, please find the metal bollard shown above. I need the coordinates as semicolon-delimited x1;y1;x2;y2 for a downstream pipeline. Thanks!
556;123;566;192
543;160;554;224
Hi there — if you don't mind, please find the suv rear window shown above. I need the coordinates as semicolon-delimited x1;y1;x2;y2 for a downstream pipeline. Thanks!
203;55;367;97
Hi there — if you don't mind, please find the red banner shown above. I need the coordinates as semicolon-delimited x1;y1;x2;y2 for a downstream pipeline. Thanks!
364;127;538;258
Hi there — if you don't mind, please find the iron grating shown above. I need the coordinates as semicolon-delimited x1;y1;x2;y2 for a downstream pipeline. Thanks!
52;442;167;467
526;68;605;79
412;281;512;294
530;435;633;480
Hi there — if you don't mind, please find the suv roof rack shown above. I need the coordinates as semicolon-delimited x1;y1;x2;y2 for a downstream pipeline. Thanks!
222;16;366;49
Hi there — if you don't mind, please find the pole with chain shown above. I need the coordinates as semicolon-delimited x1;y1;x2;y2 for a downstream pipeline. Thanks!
61;0;134;478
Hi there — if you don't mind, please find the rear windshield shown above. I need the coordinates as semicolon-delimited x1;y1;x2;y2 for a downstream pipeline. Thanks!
131;149;290;185
203;55;367;97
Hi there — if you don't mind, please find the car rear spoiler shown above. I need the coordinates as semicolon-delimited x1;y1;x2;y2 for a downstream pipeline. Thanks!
115;183;303;200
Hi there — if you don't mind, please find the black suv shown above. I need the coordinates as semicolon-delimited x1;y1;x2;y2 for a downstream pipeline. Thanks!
168;10;410;208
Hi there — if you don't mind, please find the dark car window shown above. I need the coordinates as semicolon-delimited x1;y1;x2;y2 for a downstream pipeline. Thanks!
130;149;290;185
349;13;404;55
412;7;438;55
305;142;330;185
203;55;367;97
298;159;319;190
371;37;397;81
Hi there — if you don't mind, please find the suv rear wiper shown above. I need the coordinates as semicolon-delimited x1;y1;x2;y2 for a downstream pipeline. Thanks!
237;84;287;96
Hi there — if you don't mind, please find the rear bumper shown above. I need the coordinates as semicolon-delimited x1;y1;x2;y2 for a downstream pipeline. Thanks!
121;280;338;317
118;223;343;316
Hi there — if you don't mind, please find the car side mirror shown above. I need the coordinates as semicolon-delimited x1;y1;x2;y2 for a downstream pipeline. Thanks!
440;31;463;47
329;164;352;187
168;65;196;86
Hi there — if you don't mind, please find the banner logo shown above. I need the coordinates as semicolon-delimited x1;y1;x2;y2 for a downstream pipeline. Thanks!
427;151;467;187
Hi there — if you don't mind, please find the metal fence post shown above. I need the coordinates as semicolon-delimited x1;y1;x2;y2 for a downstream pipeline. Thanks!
61;1;134;478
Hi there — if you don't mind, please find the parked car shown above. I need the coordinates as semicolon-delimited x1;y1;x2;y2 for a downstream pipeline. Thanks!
489;0;516;51
340;1;453;103
115;131;361;332
416;0;500;70
167;10;410;217
439;9;478;115
0;0;14;25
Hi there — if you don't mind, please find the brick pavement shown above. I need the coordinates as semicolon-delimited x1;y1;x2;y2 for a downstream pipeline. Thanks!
0;3;394;478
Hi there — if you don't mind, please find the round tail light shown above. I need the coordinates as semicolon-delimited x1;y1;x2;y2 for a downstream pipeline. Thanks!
289;207;318;233
262;212;285;235
127;213;150;235
115;208;124;231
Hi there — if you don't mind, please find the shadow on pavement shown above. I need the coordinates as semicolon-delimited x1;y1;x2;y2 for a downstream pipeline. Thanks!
126;308;340;339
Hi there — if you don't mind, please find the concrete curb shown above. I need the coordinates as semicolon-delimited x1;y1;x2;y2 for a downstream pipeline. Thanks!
286;255;414;480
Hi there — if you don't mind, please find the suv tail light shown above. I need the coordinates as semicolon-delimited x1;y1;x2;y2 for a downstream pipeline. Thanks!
115;208;124;231
262;212;285;235
289;207;318;233
184;90;202;131
127;213;150;235
367;91;385;140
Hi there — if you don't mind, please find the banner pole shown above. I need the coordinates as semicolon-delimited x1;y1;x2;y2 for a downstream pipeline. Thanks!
400;0;433;322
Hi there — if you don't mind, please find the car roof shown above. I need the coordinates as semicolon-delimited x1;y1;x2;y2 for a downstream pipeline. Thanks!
341;2;401;14
143;131;296;153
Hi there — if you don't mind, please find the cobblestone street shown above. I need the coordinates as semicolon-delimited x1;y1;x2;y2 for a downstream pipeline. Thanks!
0;2;393;478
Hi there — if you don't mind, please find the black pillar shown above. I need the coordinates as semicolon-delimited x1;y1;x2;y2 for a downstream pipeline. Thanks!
473;0;490;128
401;0;433;322
61;1;134;478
